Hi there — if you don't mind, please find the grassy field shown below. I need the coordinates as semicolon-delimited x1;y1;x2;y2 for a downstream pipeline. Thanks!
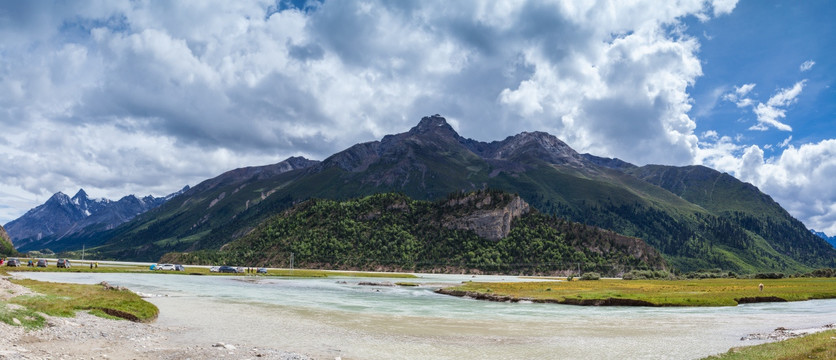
703;329;836;359
0;277;159;329
441;277;836;306
3;262;418;278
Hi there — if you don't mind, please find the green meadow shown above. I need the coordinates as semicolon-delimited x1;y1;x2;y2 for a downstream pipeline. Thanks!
442;277;836;306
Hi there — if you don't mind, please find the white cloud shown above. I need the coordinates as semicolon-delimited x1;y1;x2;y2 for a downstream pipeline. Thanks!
722;83;756;107
800;60;815;72
0;0;746;223
701;130;719;140
735;83;756;96
779;135;792;148
702;139;836;236
725;80;805;132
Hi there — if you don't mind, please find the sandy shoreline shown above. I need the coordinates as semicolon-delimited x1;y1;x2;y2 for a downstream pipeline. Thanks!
0;276;314;360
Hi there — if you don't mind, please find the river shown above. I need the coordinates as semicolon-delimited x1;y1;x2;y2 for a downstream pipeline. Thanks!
16;272;836;359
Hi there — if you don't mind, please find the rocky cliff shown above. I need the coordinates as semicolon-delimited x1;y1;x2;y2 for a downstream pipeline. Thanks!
443;192;530;240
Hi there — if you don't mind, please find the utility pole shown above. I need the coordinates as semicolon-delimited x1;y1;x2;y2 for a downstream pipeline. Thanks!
82;245;85;261
290;252;294;274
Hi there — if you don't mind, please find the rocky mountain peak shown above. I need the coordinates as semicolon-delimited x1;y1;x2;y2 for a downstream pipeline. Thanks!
480;131;586;168
408;114;459;138
72;189;89;202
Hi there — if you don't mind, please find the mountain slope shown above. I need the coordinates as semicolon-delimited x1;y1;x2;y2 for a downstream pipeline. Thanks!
0;225;13;256
5;187;188;252
162;190;666;275
812;230;836;249
626;165;835;269
61;115;836;273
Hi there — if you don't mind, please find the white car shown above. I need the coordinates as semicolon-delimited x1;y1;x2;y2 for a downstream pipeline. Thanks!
158;264;176;271
210;266;220;272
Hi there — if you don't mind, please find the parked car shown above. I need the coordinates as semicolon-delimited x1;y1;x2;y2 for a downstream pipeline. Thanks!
257;268;267;274
6;258;21;267
235;267;246;273
36;259;48;267
57;259;71;268
209;266;220;272
174;264;185;271
217;266;237;273
157;264;176;271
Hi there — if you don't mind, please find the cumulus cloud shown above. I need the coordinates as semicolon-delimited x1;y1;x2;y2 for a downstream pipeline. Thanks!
0;0;745;224
701;139;836;236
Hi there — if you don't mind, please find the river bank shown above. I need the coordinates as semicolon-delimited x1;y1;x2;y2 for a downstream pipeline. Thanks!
8;271;836;359
0;276;312;360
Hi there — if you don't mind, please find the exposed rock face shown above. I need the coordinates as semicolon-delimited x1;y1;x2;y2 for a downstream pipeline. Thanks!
0;225;12;253
443;192;530;240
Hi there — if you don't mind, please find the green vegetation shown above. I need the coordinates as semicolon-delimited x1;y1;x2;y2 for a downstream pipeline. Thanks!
441;278;836;306
0;304;46;329
622;269;675;280
7;278;158;323
162;190;665;275
5;262;417;278
703;329;836;360
579;272;601;280
0;225;16;257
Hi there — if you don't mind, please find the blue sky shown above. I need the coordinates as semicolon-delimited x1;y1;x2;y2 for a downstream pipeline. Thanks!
687;0;835;149
0;0;834;235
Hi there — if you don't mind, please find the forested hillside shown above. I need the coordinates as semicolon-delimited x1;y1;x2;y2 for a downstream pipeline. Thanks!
162;190;666;275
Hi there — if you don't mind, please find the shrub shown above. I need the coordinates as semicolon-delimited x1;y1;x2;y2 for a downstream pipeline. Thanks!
810;268;835;278
580;272;600;281
754;272;785;279
622;269;671;280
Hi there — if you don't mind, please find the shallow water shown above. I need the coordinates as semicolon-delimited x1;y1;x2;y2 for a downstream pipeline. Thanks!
17;272;836;359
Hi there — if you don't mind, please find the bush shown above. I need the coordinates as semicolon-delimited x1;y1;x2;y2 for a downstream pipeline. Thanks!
810;268;835;278
754;272;785;279
622;270;671;280
580;272;600;281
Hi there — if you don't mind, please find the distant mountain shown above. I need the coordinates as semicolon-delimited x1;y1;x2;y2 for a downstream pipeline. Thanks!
51;115;836;273
5;187;189;252
162;190;667;275
812;230;836;249
0;224;13;256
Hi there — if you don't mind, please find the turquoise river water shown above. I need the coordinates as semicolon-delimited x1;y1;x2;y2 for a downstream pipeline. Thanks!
16;272;836;359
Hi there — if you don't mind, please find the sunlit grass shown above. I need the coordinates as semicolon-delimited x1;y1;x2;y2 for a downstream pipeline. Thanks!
0;304;46;329
703;329;836;360
444;278;836;306
8;278;159;323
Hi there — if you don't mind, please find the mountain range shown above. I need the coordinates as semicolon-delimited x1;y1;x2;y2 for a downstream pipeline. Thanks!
4;187;188;252
8;115;836;273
